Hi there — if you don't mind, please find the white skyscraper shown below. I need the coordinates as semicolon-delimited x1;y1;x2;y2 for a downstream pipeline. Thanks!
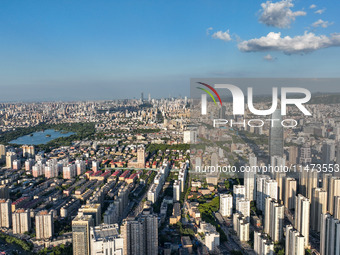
233;185;245;208
269;109;284;158
264;197;284;242
236;198;250;221
35;210;54;239
284;177;297;210
256;175;271;212
261;179;278;212
295;194;310;248
0;199;12;228
285;225;305;255
244;154;256;201
254;231;274;255
173;180;181;202
12;209;31;234
311;188;327;232
219;194;232;217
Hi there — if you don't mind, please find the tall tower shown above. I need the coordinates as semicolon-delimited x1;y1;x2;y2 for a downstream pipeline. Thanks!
256;175;271;212
121;213;158;255
269;109;284;159
35;210;54;239
12;209;30;234
137;146;145;168
72;213;93;255
220;194;233;217
262;179;278;212
284;177;297;210
264;198;284;242
295;194;310;248
0;199;12;228
329;177;340;216
0;145;5;162
244;154;256;201
233;185;245;208
311;188;327;232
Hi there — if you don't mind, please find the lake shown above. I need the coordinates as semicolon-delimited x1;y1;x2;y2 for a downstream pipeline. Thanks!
9;129;75;145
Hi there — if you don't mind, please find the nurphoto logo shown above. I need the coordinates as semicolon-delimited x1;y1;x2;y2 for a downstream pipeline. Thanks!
197;82;311;116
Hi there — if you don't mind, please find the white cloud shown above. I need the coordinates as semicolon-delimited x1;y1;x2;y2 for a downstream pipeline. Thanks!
212;30;232;41
238;31;340;54
312;19;333;28
259;0;306;28
315;8;326;14
309;4;316;9
263;54;276;61
206;27;213;35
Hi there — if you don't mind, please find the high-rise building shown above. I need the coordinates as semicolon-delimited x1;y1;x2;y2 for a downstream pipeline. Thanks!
320;213;340;255
22;145;35;158
183;130;197;144
0;199;12;228
244;154;256;201
254;231;274;255
284;177;297;210
12;159;21;170
199;222;220;251
75;159;86;175
233;185;245;208
121;213;158;255
0;185;9;199
206;152;219;185
336;142;340;177
295;194;310;248
334;196;340;220
236;198;250;221
306;170;318;201
72;212;93;255
269;109;284;158
137;146;145;168
63;164;76;179
219;105;226;119
233;213;249;242
35;210;54;239
285;225;305;255
12;209;30;234
44;159;59;178
289;146;298;165
173;180;180;202
264;198;284;242
92;160;100;173
90;223;124;255
256;175;271;212
322;141;335;164
299;145;312;165
311;188;327;232
32;162;44;177
0;144;5;162
25;159;34;172
329;177;340;216
6;151;16;169
219;194;232;217
79;204;101;226
261;179;278;212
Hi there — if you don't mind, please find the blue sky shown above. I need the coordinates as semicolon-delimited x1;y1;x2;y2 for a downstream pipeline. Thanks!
0;0;340;101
